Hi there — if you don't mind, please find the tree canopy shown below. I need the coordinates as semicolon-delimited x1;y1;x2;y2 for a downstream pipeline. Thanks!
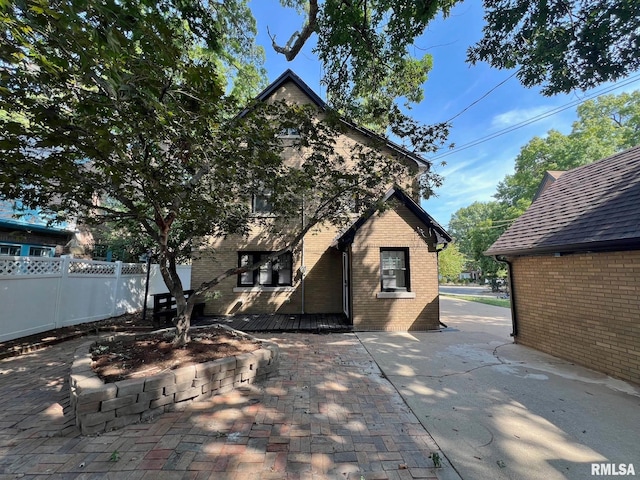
0;0;429;345
468;0;640;95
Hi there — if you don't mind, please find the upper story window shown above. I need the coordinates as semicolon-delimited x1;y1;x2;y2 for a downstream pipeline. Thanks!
238;251;292;287
252;190;273;214
380;248;410;292
278;127;301;138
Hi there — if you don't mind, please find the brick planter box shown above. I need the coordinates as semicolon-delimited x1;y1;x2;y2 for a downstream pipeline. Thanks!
69;325;279;435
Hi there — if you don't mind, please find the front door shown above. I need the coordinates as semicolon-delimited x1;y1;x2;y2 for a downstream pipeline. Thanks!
342;251;350;318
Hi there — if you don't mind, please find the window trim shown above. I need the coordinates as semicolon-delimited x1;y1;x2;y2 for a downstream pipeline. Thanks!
380;247;410;293
237;251;293;288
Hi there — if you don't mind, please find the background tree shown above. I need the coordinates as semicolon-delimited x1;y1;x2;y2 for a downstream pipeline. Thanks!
0;0;439;346
468;0;640;95
495;91;640;206
437;242;467;283
449;90;640;284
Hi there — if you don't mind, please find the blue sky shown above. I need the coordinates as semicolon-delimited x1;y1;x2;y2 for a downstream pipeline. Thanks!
250;0;640;227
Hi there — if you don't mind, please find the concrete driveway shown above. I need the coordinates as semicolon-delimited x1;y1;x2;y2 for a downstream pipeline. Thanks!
358;296;640;480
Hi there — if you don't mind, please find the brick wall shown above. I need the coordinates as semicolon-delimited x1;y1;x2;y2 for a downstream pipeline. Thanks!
511;250;640;384
350;202;440;331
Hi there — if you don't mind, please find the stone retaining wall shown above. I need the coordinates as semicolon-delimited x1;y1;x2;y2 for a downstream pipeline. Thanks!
69;326;279;435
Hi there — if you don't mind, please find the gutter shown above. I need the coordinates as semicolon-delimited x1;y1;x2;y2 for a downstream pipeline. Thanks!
495;255;518;338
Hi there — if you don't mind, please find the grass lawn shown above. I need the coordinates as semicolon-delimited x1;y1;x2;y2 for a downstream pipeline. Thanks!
441;293;511;309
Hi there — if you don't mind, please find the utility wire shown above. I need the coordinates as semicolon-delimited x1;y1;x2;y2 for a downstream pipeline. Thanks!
430;73;640;161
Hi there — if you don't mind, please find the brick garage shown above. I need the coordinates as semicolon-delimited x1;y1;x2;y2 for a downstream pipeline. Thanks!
510;252;640;383
487;146;640;385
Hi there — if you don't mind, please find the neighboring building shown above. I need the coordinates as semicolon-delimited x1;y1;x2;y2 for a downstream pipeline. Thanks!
191;70;451;331
486;146;640;384
0;201;76;257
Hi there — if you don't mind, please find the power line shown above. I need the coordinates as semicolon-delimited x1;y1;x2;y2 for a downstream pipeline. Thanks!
429;73;640;161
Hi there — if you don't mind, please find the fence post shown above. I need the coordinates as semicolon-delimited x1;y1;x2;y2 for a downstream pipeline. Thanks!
112;261;122;317
54;256;71;329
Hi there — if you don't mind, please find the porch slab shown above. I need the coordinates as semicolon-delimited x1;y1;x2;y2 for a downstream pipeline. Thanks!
195;313;351;333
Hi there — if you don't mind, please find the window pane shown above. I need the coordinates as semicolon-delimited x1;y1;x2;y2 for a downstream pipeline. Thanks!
258;254;272;285
276;254;292;285
239;254;253;285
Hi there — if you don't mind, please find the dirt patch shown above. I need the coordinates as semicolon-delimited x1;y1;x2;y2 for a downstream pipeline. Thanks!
91;327;262;383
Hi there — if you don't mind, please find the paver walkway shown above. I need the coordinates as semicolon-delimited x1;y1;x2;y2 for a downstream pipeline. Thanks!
0;333;445;479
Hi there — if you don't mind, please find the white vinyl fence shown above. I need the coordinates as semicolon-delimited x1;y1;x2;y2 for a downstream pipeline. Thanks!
0;256;191;342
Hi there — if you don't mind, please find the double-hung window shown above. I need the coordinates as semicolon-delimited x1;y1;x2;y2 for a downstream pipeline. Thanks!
380;248;410;292
238;252;293;287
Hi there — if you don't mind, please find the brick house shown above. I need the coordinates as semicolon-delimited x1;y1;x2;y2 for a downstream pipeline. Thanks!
191;70;451;331
486;146;640;384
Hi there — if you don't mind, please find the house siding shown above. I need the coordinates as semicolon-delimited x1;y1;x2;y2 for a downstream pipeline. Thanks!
350;203;440;331
511;250;640;385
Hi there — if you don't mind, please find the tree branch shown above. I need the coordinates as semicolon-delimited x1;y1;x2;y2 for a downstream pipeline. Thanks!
268;0;319;61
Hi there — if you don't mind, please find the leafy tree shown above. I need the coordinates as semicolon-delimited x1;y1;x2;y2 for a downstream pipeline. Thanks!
468;0;640;95
438;242;467;282
0;0;440;346
448;200;526;286
495;91;640;206
269;0;459;134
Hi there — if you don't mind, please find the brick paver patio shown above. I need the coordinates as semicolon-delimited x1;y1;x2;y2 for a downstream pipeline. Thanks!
0;332;442;479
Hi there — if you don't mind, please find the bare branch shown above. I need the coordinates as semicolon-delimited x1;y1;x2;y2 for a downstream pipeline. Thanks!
269;0;319;61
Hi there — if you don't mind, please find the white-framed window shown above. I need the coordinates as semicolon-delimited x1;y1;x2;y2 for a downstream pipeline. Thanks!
380;248;410;292
29;246;53;257
0;244;21;256
238;252;293;287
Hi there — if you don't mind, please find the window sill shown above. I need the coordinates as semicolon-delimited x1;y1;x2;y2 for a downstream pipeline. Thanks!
377;291;416;299
233;286;295;293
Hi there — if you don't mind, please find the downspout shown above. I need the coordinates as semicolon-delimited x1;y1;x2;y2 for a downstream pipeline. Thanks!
495;255;518;338
300;197;305;314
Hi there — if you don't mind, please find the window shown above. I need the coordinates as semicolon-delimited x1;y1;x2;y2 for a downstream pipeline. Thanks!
238;252;292;287
252;191;272;214
380;248;410;292
0;244;21;256
29;246;53;257
278;127;300;138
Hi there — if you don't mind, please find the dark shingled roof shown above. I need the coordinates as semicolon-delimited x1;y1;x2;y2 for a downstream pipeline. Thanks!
486;145;640;256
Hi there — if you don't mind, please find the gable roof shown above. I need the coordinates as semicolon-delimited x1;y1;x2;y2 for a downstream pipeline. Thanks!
335;187;451;250
250;69;430;170
486;146;640;257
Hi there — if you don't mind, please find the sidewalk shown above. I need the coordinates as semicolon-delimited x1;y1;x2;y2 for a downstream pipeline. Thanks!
0;332;454;479
359;297;640;480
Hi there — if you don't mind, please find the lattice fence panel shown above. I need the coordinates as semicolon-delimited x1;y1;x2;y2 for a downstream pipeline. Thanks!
0;257;63;276
68;260;117;275
121;263;146;275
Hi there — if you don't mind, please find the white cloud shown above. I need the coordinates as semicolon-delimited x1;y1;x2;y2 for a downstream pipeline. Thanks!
491;106;553;129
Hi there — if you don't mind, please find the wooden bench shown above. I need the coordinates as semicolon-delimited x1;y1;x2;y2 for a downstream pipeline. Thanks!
151;289;205;326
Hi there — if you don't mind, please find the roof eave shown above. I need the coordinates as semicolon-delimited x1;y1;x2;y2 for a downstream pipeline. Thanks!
486;237;640;257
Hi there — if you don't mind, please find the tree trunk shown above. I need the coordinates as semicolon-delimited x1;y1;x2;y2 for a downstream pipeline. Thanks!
173;313;191;347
